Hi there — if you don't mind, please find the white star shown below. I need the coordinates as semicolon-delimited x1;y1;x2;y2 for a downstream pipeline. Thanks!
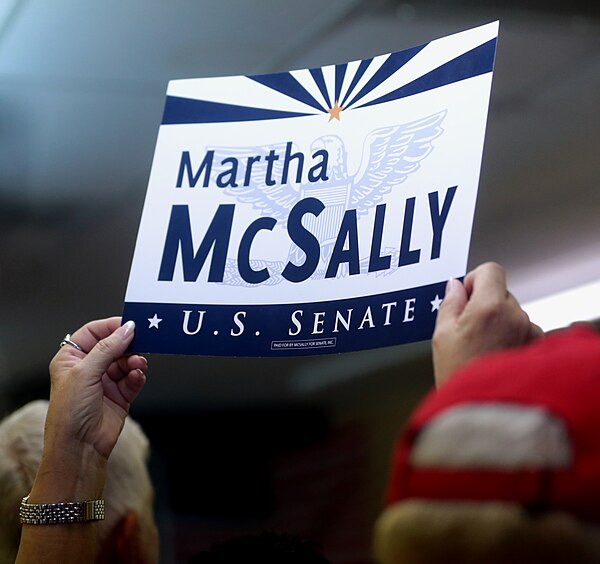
148;314;162;329
430;295;443;312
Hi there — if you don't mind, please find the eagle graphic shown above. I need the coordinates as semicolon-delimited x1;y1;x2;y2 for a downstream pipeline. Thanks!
209;110;446;286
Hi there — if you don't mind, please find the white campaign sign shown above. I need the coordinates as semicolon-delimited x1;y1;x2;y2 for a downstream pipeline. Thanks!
123;21;498;356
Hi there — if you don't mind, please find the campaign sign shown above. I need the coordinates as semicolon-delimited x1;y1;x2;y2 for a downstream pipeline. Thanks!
123;22;498;357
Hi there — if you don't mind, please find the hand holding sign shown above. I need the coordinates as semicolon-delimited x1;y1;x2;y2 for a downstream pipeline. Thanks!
47;317;147;460
432;263;543;386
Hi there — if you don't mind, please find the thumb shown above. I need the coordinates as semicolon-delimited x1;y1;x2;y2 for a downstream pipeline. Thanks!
78;320;136;380
437;278;468;323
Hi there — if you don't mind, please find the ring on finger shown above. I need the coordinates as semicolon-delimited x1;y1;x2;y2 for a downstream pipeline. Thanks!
59;334;83;352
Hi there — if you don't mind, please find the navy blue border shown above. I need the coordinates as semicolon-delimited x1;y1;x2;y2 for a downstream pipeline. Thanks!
123;279;448;357
161;37;496;125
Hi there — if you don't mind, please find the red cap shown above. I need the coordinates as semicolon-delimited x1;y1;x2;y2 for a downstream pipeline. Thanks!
386;324;600;522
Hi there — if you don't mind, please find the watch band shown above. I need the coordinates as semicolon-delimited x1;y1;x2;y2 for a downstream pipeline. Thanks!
19;495;105;525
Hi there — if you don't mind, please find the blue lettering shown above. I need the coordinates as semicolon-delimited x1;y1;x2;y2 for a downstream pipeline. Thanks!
429;186;457;260
325;208;359;278
177;144;329;189
282;197;325;283
264;150;279;186
158;204;234;282
368;203;392;272
244;155;261;186
216;157;239;188
238;217;277;284
281;142;304;184
308;149;329;183
176;150;213;188
398;197;421;267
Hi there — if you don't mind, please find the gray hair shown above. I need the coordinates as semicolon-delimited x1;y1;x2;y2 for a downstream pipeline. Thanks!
0;400;153;563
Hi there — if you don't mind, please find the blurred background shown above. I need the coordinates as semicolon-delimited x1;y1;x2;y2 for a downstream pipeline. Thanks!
1;1;599;562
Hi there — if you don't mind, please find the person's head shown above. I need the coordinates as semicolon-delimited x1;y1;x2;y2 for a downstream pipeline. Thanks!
375;500;600;564
0;399;158;563
189;531;331;564
377;325;600;563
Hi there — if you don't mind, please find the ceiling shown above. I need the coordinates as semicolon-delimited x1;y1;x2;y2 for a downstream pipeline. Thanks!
1;0;599;410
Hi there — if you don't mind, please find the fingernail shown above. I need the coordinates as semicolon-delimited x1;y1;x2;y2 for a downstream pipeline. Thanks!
445;278;456;294
117;320;136;339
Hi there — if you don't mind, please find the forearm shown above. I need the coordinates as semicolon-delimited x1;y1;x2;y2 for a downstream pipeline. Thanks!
16;443;107;564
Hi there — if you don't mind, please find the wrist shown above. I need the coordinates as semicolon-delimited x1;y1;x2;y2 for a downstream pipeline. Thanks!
29;440;107;503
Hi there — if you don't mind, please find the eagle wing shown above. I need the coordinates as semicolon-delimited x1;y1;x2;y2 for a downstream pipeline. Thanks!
350;111;447;214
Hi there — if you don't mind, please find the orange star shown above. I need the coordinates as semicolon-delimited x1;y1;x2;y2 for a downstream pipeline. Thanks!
327;100;343;122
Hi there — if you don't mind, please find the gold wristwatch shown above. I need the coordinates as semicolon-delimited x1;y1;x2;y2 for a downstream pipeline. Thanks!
19;495;105;525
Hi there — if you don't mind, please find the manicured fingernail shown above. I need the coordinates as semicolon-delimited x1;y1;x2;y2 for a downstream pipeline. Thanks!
118;320;136;339
445;278;456;293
